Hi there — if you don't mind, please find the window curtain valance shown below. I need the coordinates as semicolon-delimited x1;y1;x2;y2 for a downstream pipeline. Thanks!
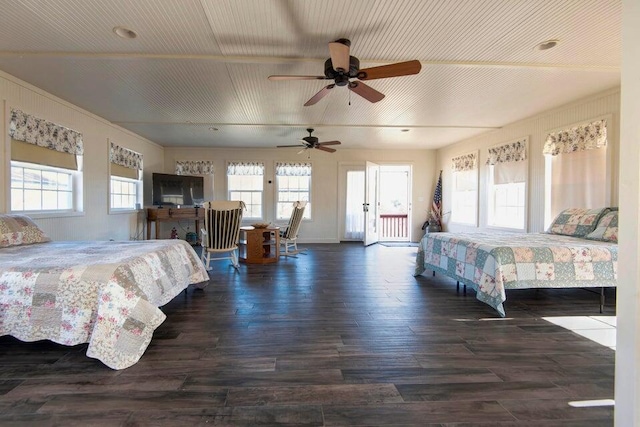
176;160;214;175
486;138;527;165
451;152;477;172
9;108;83;155
275;162;312;176
543;119;607;156
110;142;143;170
227;162;264;175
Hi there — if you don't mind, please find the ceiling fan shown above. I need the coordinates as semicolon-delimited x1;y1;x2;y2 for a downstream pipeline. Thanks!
277;128;341;153
268;38;421;106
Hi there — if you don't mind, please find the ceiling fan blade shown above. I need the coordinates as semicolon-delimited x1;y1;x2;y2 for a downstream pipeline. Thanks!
268;75;326;81
318;140;341;146
329;41;350;72
277;144;305;148
316;146;337;153
348;81;385;103
357;60;422;80
297;148;307;155
304;84;335;106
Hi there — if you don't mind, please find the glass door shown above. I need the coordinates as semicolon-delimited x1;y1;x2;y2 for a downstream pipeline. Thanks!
364;161;380;246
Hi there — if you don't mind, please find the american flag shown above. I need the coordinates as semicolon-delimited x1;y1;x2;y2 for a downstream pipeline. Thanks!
430;170;442;226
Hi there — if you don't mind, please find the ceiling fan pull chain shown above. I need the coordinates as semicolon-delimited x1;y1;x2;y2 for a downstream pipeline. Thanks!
349;88;351;106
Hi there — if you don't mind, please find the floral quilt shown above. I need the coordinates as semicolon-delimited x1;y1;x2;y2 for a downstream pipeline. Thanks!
0;240;209;369
415;232;617;317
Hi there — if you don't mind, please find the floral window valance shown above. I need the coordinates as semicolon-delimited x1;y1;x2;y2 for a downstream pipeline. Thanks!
276;162;312;176
9;108;83;155
486;138;527;165
227;162;264;175
451;152;477;172
110;142;143;170
543;119;607;156
176;160;214;175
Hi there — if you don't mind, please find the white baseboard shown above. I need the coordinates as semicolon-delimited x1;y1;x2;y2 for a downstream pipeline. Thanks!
296;237;340;244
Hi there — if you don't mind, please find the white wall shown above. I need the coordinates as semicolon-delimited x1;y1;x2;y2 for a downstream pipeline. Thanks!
0;70;438;244
435;87;620;233
163;147;437;243
0;70;165;241
615;1;640;424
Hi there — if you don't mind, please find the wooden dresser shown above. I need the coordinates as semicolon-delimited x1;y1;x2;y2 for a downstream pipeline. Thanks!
146;207;204;240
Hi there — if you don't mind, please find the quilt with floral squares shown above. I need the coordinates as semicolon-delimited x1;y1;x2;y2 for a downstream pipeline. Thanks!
0;239;208;369
415;232;617;317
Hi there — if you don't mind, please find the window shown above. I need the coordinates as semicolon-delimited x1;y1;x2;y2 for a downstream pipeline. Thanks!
489;177;526;229
110;177;139;210
11;162;74;211
543;119;608;227
8;108;84;214
450;152;478;225
276;162;311;220
109;142;143;212
487;138;527;230
344;170;365;240
227;162;264;219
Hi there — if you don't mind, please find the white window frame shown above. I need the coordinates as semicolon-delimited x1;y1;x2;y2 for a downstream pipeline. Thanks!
450;168;478;226
226;163;265;220
487;168;527;231
109;174;143;213
543;115;612;228
276;173;312;221
10;159;83;216
486;138;528;231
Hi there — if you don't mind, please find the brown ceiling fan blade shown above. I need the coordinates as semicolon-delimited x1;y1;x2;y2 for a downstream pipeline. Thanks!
277;144;305;148
318;140;341;146
304;84;335;106
357;60;422;80
348;81;385;103
316;146;336;153
268;75;326;81
329;41;350;72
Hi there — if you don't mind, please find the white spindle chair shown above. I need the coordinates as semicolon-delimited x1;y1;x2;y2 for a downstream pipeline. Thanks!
200;201;245;270
280;201;307;257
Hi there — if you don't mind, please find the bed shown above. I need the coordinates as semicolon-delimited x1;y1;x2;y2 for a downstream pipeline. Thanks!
0;215;209;369
414;208;618;317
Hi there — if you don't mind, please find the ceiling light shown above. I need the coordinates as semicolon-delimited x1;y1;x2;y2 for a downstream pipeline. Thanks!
113;26;137;39
535;39;559;51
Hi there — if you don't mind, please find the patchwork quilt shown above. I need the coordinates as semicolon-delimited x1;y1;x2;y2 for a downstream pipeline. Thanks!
415;232;617;317
0;240;209;369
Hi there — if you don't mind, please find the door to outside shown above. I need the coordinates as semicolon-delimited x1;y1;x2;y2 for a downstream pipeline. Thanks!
364;161;380;246
379;164;412;242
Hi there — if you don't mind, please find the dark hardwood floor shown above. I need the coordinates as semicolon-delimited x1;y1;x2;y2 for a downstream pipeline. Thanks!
0;243;615;426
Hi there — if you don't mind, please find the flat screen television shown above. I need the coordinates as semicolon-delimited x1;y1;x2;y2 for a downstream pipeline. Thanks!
152;173;204;207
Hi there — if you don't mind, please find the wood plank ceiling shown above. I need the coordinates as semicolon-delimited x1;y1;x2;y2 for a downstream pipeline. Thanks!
0;0;621;149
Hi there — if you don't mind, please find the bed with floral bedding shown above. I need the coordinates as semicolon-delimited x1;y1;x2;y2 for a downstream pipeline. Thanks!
414;208;618;317
0;215;209;369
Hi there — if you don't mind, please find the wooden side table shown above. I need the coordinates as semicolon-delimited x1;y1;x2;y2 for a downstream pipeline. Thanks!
146;207;204;240
239;226;280;264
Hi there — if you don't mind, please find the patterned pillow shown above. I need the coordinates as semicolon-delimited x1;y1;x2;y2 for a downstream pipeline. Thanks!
0;214;51;247
546;207;609;238
584;210;618;243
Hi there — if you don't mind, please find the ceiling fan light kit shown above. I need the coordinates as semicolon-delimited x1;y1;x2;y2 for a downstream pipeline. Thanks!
268;38;421;106
276;128;342;154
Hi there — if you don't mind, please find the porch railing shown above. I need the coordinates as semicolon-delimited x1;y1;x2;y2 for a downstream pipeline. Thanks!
380;214;408;239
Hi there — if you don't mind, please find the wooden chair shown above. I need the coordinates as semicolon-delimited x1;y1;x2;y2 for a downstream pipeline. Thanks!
200;201;245;270
280;201;307;257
